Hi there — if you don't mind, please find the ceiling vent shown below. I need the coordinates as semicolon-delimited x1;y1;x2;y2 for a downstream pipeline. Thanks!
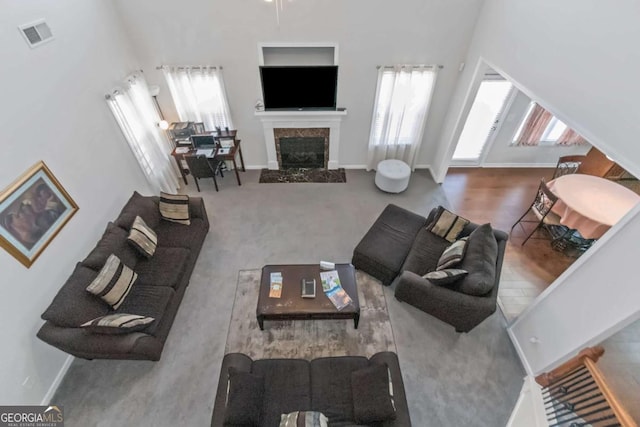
19;20;54;48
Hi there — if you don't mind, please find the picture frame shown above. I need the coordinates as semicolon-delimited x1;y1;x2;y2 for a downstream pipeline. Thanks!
0;161;78;268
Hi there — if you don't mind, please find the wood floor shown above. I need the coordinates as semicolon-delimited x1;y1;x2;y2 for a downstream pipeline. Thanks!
442;168;576;321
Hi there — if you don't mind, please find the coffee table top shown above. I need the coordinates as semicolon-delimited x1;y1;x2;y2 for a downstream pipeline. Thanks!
257;264;359;316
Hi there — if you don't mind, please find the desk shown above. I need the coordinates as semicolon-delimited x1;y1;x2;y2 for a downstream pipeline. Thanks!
548;174;640;239
171;138;245;186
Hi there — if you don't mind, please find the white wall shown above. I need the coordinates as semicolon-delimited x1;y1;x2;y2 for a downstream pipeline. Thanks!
112;0;484;169
0;0;149;404
435;0;640;374
482;90;591;167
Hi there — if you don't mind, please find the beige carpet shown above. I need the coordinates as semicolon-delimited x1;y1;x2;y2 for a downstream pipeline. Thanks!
225;269;396;360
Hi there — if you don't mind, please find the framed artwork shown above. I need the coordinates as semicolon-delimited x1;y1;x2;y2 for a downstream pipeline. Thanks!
0;161;78;267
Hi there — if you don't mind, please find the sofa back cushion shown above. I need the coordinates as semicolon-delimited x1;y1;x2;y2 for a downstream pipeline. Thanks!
82;223;139;271
252;359;311;427
41;263;110;327
400;228;450;277
114;191;161;230
452;223;498;296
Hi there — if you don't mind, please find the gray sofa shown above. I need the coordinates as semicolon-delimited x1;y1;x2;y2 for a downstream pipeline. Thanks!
37;191;209;361
352;204;507;332
211;352;411;427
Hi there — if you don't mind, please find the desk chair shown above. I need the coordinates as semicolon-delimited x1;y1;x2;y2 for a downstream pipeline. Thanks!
184;154;225;192
511;179;562;245
552;155;587;179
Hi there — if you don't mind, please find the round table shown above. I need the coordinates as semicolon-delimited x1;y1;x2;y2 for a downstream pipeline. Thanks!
547;174;640;239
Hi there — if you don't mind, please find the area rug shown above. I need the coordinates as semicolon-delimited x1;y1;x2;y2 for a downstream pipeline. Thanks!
225;269;396;360
259;168;347;183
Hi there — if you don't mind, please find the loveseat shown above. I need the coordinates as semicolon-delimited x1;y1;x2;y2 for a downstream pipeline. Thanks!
37;191;209;361
211;352;411;427
352;204;507;332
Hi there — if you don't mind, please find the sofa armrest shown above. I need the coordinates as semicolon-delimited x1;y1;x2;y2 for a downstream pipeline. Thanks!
369;352;412;427
189;197;209;230
394;271;496;332
211;353;254;427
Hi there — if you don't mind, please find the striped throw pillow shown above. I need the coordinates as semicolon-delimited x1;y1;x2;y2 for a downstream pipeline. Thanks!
81;313;154;335
279;411;328;427
127;216;157;258
86;254;137;309
436;237;468;270
427;206;470;242
423;268;468;285
159;192;190;225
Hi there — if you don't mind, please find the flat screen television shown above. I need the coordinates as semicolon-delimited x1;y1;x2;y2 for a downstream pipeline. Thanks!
260;66;338;111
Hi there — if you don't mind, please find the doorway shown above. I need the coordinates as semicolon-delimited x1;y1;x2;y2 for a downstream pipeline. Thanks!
451;72;513;165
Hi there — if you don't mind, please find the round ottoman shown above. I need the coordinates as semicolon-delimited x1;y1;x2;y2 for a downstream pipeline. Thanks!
375;159;411;193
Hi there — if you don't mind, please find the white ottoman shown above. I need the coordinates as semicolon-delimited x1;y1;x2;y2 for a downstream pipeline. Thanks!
375;159;411;193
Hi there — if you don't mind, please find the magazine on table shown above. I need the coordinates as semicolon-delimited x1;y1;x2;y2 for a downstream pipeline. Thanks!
269;272;282;298
320;270;353;310
320;270;342;292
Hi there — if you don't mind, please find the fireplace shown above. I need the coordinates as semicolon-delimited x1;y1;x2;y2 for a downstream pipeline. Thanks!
274;128;329;169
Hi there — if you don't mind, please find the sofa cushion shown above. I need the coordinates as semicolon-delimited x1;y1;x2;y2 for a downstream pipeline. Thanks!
400;228;451;277
41;263;110;327
82;223;139;271
159;192;190;225
452;223;498;296
224;367;264;427
426;206;470;242
280;411;328;427
135;247;190;289
310;356;369;423
436;237;468;270
81;313;155;335
351;363;396;424
423;268;469;285
127;216;157;259
154;218;208;250
86;254;138;310
114;191;161;230
252;359;311;427
115;284;174;336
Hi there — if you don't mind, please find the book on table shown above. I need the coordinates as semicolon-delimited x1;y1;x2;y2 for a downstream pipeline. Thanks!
269;272;282;298
320;270;353;310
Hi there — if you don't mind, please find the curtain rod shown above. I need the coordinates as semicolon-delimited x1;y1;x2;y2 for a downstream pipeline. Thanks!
377;65;443;69
156;65;223;70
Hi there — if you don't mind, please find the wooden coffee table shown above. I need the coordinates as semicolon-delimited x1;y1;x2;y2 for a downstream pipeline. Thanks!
257;264;360;330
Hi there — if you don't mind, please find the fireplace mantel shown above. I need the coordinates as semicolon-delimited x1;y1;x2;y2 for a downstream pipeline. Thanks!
255;110;347;170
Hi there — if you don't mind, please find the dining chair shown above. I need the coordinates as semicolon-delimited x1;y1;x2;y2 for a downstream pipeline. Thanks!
184;154;225;192
510;178;562;245
548;225;596;257
552;155;587;179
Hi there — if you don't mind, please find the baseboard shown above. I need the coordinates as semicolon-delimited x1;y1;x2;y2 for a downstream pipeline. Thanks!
507;327;534;376
481;162;557;168
413;164;432;170
41;355;73;405
244;165;268;170
339;164;367;169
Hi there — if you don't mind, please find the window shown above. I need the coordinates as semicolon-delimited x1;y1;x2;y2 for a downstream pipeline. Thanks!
513;102;587;146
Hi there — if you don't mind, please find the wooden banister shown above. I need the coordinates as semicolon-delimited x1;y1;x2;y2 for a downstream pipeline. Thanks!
535;346;604;387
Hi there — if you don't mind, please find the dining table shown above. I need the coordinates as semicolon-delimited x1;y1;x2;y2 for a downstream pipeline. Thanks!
547;174;640;239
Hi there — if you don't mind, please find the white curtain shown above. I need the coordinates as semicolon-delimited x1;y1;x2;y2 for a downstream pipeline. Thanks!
162;66;234;131
106;72;179;193
367;65;438;170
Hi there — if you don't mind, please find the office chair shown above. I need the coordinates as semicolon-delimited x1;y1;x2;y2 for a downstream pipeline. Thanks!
184;154;225;192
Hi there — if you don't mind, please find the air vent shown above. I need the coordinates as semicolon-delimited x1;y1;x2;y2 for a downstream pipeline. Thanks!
19;20;53;48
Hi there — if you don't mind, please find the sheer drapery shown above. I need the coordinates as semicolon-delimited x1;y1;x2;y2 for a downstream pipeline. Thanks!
106;72;179;193
366;65;438;170
162;66;234;131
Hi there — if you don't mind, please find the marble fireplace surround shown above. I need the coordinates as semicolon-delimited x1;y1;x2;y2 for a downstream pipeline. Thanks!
255;110;347;170
275;128;329;169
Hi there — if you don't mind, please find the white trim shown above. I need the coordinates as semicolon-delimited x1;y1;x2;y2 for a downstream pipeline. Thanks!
257;42;339;66
508;327;533;376
244;164;268;170
481;162;558;168
340;164;367;169
41;355;73;405
413;164;432;170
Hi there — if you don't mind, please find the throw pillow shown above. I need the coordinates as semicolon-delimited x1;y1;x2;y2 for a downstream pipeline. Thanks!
279;411;328;427
453;223;499;296
85;254;137;309
351;363;396;424
436;237;468;270
127;216;158;258
423;268;469;285
81;313;154;335
224;367;263;426
426;206;470;242
159;192;190;225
